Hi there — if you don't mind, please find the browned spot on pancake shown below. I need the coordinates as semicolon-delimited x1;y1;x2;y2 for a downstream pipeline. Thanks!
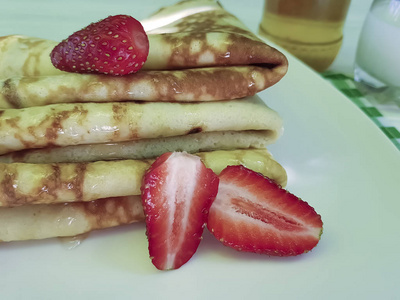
119;103;140;141
227;35;285;67
37;104;89;144
14;133;36;150
74;104;89;127
0;110;4;117
65;163;87;202
3;116;40;150
0;163;56;207
188;127;203;134
112;103;127;122
45;110;70;143
112;103;128;139
81;196;144;229
45;83;79;105
0;164;52;207
0;162;89;207
0;170;18;206
31;162;87;204
2;78;21;108
36;164;61;201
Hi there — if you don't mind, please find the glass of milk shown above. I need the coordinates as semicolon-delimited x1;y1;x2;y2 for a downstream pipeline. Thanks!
354;0;400;93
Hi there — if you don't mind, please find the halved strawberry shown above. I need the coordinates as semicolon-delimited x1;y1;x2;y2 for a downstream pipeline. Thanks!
207;165;323;256
51;14;149;75
141;152;219;270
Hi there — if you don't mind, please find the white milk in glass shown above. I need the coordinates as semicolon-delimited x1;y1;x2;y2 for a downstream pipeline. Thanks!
354;0;400;88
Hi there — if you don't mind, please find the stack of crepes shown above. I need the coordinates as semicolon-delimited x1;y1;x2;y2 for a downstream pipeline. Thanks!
0;0;288;242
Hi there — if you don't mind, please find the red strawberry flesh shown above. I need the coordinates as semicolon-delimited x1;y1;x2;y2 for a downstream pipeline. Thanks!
141;152;219;270
51;15;149;75
207;165;323;256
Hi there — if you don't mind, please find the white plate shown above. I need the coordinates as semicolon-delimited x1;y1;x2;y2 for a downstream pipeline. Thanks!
1;1;400;299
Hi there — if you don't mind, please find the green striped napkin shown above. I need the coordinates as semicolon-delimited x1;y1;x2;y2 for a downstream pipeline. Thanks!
322;72;400;150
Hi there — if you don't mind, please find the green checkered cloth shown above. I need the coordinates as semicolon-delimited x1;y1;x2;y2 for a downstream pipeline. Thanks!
322;72;400;150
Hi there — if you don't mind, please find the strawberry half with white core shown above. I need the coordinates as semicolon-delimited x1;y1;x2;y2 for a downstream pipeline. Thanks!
208;165;323;256
141;152;219;270
51;15;149;75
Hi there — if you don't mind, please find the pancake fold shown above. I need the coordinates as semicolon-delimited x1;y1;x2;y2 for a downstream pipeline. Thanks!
0;0;287;108
0;96;283;156
0;149;287;208
0;195;145;242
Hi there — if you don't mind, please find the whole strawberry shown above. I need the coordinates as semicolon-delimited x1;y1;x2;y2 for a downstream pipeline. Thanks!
51;15;149;75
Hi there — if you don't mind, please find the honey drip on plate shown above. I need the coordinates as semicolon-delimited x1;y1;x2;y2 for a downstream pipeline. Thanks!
58;233;90;250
